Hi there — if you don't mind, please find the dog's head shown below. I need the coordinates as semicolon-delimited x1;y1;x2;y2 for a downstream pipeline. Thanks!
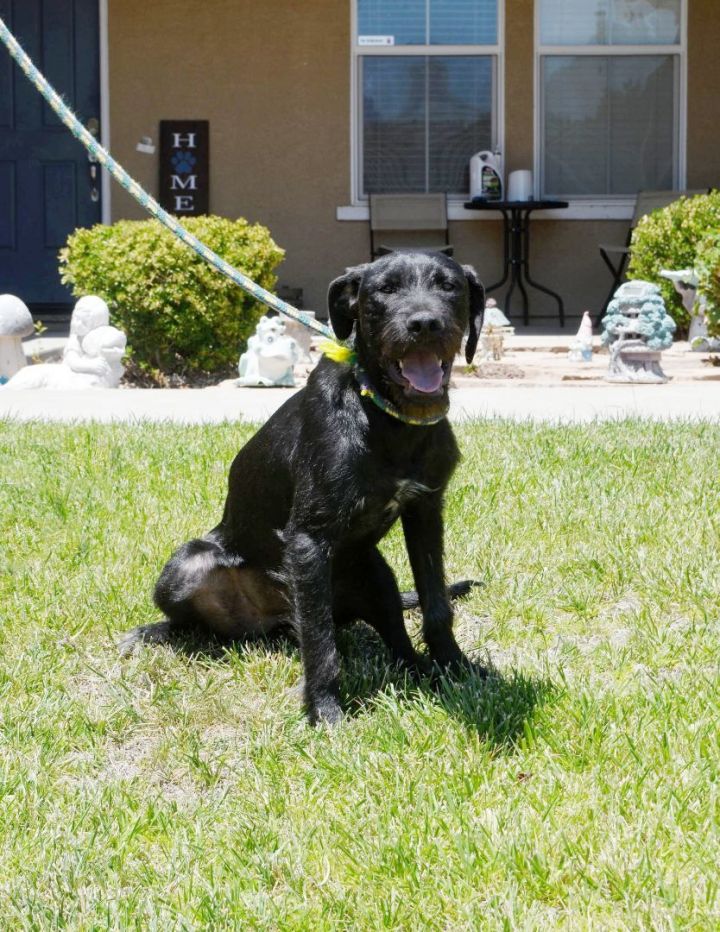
328;251;484;415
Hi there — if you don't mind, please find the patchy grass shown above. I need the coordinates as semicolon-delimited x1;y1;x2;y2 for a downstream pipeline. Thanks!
1;418;719;929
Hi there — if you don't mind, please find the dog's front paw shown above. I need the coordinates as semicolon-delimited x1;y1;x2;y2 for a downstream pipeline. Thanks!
399;652;433;679
307;693;343;727
435;652;489;681
427;639;465;670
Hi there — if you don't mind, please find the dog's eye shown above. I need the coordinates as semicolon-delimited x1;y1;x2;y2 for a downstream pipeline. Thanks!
379;283;397;294
440;281;455;292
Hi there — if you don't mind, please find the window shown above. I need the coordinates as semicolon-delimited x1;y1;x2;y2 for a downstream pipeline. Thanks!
353;0;502;199
537;0;685;199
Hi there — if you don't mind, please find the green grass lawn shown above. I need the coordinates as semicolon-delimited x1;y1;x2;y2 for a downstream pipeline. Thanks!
1;418;719;929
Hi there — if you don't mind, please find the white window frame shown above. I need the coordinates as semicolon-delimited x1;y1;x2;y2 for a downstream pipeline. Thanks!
347;0;505;214
534;0;687;220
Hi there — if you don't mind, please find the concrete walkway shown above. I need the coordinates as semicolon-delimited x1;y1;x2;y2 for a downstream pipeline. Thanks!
1;381;719;424
6;331;720;424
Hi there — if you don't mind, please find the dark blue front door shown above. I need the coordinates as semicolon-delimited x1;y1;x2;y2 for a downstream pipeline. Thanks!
0;0;101;311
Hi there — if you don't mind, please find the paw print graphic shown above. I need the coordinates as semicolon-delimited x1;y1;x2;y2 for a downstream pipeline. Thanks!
171;150;197;174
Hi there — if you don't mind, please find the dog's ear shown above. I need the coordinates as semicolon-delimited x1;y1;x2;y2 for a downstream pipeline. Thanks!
462;264;486;364
327;264;367;340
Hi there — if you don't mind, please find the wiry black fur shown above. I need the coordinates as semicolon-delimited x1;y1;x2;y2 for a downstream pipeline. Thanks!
120;251;485;725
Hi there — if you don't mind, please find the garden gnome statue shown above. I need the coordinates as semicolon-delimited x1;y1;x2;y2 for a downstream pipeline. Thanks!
659;268;720;352
2;295;127;389
238;315;299;387
568;311;593;362
0;295;34;383
478;299;514;361
601;281;676;383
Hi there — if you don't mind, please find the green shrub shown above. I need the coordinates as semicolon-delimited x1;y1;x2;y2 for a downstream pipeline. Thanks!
696;233;720;336
60;216;284;373
627;190;720;332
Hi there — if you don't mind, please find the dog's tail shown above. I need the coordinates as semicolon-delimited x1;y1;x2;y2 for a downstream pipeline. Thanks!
400;578;481;610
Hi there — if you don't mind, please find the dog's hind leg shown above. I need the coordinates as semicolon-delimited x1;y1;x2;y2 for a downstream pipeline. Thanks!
119;536;286;654
333;548;426;672
119;537;228;654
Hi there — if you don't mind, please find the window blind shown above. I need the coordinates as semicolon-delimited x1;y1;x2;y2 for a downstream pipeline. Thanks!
358;0;497;45
362;56;493;194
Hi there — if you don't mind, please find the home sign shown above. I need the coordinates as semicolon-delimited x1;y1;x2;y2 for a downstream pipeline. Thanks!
159;120;209;216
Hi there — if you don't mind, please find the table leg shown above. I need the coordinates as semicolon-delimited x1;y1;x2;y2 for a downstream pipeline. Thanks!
513;209;530;326
485;207;510;293
523;271;565;327
501;208;523;321
520;210;566;327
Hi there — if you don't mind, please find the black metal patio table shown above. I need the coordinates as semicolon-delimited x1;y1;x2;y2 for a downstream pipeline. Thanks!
463;198;569;326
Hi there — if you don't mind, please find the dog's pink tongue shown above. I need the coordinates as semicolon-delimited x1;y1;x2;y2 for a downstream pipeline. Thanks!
400;351;444;393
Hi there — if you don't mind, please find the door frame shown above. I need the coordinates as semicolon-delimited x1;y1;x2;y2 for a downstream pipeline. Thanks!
99;0;111;224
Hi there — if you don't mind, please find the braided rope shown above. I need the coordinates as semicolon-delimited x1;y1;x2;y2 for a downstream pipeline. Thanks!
0;16;334;340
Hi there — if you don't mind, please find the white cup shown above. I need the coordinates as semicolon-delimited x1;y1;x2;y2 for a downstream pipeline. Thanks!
508;170;533;201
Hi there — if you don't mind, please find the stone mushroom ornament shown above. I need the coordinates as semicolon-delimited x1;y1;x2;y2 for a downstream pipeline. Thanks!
0;295;34;383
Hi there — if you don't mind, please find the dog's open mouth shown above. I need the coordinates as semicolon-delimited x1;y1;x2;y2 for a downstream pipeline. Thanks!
387;350;451;397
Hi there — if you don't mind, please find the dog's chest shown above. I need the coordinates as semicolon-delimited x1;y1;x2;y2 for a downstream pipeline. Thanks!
344;476;431;543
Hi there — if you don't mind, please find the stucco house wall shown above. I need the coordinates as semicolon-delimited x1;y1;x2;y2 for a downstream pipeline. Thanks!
108;0;720;321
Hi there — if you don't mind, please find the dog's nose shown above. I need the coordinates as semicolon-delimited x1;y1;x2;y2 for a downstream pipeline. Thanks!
406;312;443;335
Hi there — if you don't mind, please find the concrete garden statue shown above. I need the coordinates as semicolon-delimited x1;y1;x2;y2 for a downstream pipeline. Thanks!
237;315;299;387
601;281;676;383
568;311;593;362
478;299;514;361
659;268;720;352
0;295;34;383
2;295;127;389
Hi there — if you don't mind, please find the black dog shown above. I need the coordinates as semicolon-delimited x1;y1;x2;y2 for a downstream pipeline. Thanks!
120;250;485;725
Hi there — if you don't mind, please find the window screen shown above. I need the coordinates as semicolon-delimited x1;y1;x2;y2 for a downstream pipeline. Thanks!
540;0;681;46
538;0;682;197
542;55;676;196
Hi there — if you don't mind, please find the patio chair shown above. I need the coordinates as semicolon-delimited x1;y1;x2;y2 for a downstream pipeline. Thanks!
369;193;452;260
598;188;706;319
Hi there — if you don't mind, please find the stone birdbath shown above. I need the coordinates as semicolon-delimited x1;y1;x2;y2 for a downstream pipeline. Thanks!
0;295;34;383
659;268;720;352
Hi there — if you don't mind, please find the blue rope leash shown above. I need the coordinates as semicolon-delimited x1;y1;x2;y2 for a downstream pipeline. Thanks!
0;16;334;341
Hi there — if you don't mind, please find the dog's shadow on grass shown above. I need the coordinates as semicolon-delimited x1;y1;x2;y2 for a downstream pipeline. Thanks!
336;624;555;748
149;621;553;749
